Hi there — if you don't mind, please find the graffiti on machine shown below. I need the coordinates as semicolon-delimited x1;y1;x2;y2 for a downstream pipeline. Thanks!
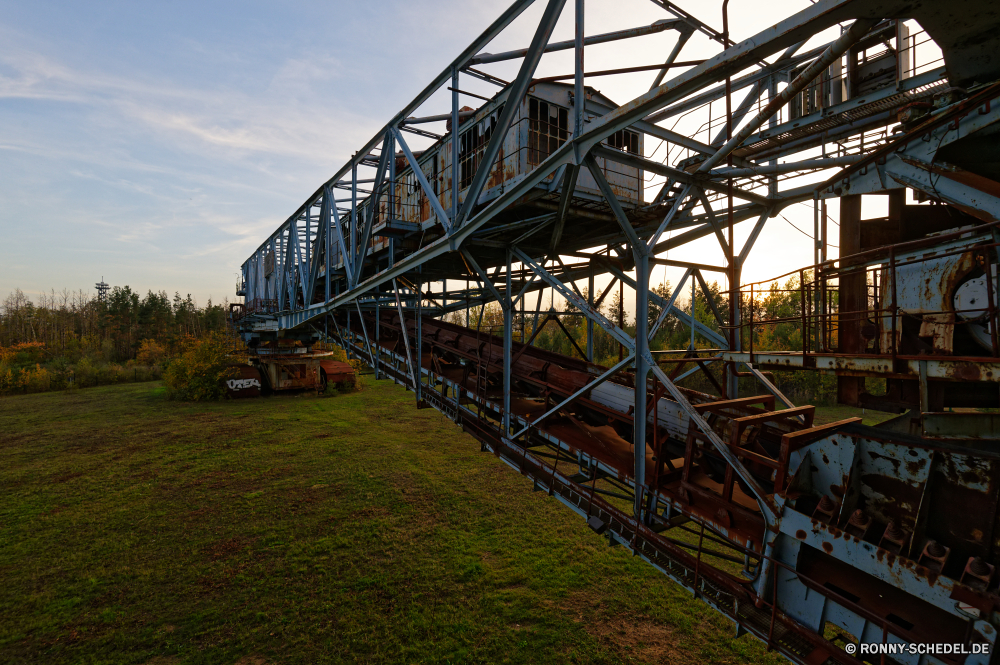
227;378;261;391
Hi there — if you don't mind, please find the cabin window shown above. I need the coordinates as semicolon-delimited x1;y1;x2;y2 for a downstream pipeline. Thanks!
528;97;568;166
606;128;639;154
399;170;418;220
400;156;437;200
401;170;418;197
458;103;505;190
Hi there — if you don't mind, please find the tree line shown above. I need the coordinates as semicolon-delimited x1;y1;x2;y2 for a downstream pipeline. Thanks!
0;286;231;395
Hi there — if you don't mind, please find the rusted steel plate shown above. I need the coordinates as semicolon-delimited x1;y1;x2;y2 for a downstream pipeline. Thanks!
224;365;263;398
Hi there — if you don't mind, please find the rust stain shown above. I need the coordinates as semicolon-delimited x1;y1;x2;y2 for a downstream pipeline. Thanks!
822;541;833;554
962;469;985;484
948;363;983;381
866;449;901;472
796;529;807;539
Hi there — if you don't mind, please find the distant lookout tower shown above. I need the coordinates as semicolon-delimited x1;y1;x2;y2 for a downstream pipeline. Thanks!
95;277;110;303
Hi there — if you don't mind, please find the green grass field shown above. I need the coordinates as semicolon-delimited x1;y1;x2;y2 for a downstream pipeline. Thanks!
0;381;795;664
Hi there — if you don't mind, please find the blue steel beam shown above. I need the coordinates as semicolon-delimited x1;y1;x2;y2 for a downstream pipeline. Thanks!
392;128;452;233
352;134;391;288
455;0;568;229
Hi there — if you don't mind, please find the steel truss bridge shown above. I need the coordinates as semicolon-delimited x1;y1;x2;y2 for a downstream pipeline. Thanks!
233;0;1000;662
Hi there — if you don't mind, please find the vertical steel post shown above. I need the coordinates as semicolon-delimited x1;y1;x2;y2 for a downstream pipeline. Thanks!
587;266;595;361
767;75;778;199
416;269;423;403
690;277;696;350
519;280;525;343
722;0;739;401
374;298;380;380
813;195;820;269
821;198;828;350
532;276;544;341
618;278;624;362
388;133;397;270
983;250;999;358
574;0;584;140
633;253;650;518
451;66;460;224
442;278;447;313
503;250;513;434
839;194;864;405
324;189;331;303
305;205;311;279
800;268;807;356
813;196;820;354
352;162;358;267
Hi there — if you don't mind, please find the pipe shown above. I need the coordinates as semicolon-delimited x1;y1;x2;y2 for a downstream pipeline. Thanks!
733;368;776;382
469;19;682;65
708;154;865;178
402;110;477;126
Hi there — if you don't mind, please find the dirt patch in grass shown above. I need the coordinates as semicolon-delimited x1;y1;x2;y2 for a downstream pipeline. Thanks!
50;471;84;483
205;536;258;560
233;657;271;665
185;506;215;520
588;617;684;664
351;506;391;520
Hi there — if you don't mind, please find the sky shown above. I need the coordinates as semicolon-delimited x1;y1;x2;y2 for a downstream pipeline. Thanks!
1;0;872;308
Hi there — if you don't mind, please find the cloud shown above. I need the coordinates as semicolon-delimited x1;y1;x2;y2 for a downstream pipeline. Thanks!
0;38;377;164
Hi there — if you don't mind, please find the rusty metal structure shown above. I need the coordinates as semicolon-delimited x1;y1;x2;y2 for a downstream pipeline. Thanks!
232;0;1000;661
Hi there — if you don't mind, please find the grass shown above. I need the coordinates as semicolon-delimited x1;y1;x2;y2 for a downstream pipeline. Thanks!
0;380;786;664
813;404;897;427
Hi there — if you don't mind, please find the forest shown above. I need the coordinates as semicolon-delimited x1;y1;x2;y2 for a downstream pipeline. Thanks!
0;286;230;395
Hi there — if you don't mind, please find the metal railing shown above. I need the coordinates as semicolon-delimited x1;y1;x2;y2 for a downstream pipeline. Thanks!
733;222;1000;361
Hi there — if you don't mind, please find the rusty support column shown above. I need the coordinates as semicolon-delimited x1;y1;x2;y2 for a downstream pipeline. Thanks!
838;194;864;405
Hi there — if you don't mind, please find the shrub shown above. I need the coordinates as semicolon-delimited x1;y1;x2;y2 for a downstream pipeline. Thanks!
74;357;98;388
136;339;167;366
0;342;46;366
164;332;244;401
25;365;51;393
0;366;25;395
346;359;366;392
